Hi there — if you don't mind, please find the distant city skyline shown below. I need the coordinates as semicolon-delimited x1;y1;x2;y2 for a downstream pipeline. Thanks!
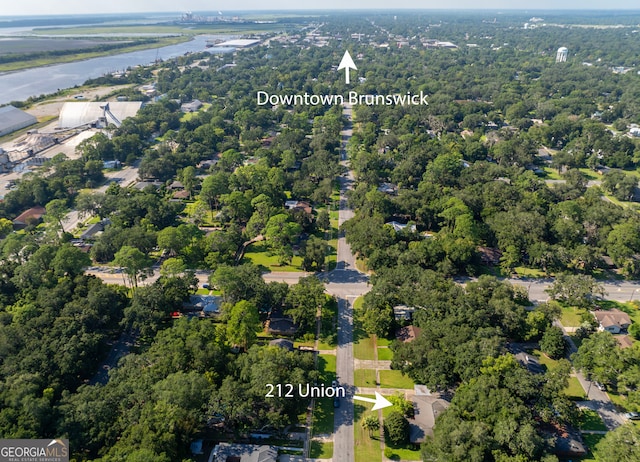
2;0;640;16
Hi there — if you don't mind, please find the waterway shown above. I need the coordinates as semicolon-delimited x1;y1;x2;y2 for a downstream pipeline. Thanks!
0;35;232;105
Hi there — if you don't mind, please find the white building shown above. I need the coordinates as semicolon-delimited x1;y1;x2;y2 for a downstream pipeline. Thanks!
0;105;37;137
556;47;568;63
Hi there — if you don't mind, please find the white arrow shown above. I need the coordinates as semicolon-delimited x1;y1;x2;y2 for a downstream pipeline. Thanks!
337;50;357;84
353;392;392;411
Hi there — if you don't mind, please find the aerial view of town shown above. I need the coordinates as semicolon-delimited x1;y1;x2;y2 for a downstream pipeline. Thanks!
1;2;640;462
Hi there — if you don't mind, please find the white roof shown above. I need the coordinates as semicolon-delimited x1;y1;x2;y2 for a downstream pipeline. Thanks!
217;39;261;48
0;105;37;134
58;102;142;129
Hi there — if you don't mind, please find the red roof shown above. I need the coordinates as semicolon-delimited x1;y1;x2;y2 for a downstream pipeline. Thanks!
13;206;46;225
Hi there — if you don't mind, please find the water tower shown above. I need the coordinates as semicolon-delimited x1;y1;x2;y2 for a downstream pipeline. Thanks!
556;47;568;63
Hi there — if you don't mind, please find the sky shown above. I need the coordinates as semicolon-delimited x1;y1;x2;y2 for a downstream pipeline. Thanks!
2;0;640;16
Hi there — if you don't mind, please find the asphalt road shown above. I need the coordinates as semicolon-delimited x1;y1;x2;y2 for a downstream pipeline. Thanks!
330;103;369;462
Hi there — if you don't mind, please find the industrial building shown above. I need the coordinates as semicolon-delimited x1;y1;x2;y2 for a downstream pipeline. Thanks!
0;105;37;137
57;102;143;129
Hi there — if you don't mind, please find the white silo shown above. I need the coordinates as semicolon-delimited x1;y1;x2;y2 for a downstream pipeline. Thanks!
556;47;568;63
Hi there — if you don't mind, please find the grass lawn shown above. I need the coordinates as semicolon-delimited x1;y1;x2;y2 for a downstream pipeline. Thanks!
560;305;587;327
566;376;587;400
354;369;377;388
533;350;560;370
578;168;601;180
315;352;337;435
543;167;563;180
242;243;304;272
607;390;631;411
353;296;364;310
376;337;392;347
354;335;376;360
513;266;546;278
377;347;393;361
578;408;608;431
581;433;606;461
354;400;383;462
379;370;415;389
384;444;422;461
319;354;337;377
310;441;333;458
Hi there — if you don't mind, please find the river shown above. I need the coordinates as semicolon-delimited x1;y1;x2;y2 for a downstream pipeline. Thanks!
0;35;232;105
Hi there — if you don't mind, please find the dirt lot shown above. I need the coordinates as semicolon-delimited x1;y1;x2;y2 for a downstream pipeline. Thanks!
25;84;135;120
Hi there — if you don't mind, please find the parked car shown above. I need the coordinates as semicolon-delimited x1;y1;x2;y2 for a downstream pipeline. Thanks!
624;412;640;420
594;382;607;391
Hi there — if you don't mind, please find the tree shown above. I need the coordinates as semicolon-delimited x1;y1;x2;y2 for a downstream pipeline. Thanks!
595;424;640;461
113;245;153;289
200;172;229;220
540;326;566;359
362;414;380;438
545;274;606;308
179;165;198;199
302;236;326;271
286;276;326;334
572;331;622;385
264;213;301;265
51;244;91;278
45;198;70;233
384;411;410;446
226;300;261;350
0;218;13;238
316;208;330;232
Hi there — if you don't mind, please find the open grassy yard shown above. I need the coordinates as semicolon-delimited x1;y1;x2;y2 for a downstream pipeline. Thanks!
354;334;376;360
384;443;422;461
242;242;304;272
578;408;607;431
566;376;588;400
313;354;337;436
310;441;333;458
560;305;587;327
377;347;393;361
581;433;606;461
354;400;383;462
354;369;377;388
379;370;415;389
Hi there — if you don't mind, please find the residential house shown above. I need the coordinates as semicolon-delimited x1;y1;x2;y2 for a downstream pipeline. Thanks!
12;206;46;230
208;443;277;462
393;305;416;321
181;99;203;113
268;338;294;351
284;200;313;215
592;309;632;334
396;325;422;343
408;392;450;445
385;221;417;233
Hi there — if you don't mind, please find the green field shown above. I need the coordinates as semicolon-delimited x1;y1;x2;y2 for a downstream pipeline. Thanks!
581;433;606;461
354;399;383;462
0;36;189;72
566;376;588;400
354;335;376;361
354;369;377;388
578;408;607;431
310;441;333;458
377;347;393;361
313;354;337;436
242;242;304;272
379;370;415;389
